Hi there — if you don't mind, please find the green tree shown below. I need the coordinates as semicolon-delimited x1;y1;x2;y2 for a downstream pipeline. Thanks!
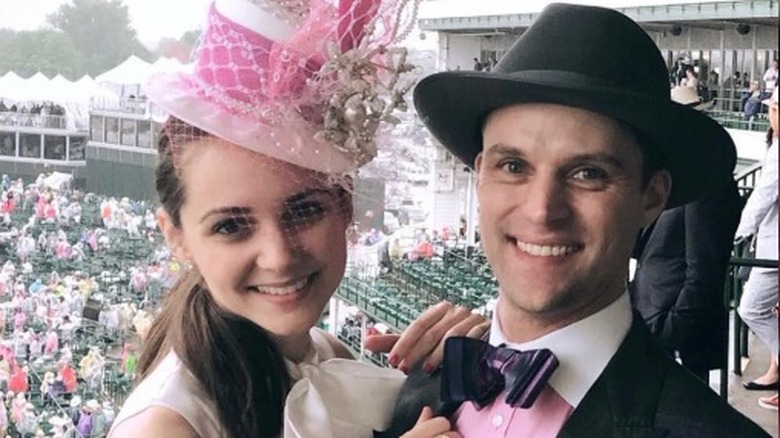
47;0;151;75
155;29;201;62
0;29;85;79
180;29;202;48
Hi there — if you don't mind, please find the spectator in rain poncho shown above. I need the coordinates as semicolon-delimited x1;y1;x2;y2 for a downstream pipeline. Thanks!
44;330;58;356
102;401;115;428
16;402;37;436
91;402;108;438
121;344;137;379
8;365;28;393
0;394;7;437
10;392;26;423
40;371;55;406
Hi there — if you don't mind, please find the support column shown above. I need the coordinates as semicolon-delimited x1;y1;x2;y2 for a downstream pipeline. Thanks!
328;298;340;336
466;170;477;249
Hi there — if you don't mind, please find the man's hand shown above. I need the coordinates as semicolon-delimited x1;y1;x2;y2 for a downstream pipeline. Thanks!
363;301;489;373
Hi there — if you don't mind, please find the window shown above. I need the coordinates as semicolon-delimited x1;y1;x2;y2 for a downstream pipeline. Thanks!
44;135;67;160
121;119;136;146
105;118;119;144
90;115;104;142
137;121;152;148
0;132;15;156
19;134;41;158
69;136;86;161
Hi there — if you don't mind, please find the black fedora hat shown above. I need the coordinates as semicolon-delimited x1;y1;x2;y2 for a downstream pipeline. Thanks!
413;3;736;208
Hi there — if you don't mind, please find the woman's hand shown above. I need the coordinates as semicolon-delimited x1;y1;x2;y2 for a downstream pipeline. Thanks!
363;301;488;373
400;406;461;438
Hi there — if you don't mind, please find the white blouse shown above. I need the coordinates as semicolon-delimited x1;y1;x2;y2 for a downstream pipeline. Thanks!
111;328;405;438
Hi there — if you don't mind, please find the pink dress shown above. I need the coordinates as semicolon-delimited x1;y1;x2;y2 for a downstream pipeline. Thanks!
45;332;58;355
13;313;25;331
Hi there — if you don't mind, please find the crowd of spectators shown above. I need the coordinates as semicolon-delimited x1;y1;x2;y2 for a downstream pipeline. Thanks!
0;173;179;437
0;102;68;130
668;58;778;121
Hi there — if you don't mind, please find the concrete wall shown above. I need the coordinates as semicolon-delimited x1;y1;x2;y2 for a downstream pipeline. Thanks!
441;33;520;70
442;34;482;70
0;161;86;188
85;145;157;201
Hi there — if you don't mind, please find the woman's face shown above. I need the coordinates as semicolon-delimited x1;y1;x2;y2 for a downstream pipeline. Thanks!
160;139;351;338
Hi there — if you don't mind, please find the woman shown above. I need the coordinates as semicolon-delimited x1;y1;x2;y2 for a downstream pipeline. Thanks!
736;87;778;412
681;65;699;89
109;0;481;437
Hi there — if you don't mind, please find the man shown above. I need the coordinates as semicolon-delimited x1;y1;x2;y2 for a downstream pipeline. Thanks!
743;80;765;121
630;85;743;382
381;4;768;437
763;59;778;92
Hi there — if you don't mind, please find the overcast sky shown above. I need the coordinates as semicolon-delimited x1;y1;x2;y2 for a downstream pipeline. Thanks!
0;0;734;49
0;0;212;48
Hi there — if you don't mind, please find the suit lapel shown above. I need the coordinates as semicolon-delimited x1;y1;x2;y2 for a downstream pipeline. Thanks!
381;315;675;438
558;313;670;438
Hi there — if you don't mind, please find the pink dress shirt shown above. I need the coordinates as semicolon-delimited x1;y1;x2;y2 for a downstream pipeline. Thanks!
454;384;573;437
452;292;633;437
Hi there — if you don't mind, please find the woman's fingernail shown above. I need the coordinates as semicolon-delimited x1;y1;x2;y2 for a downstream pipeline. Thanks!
422;362;435;374
399;361;410;374
388;354;399;367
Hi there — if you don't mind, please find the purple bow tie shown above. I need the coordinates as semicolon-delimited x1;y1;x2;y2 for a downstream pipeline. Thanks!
441;337;558;409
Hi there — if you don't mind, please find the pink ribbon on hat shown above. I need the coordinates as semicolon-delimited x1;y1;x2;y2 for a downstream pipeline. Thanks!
265;0;382;100
339;0;383;52
193;3;277;108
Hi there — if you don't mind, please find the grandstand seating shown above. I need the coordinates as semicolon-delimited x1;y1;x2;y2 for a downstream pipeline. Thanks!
336;248;497;332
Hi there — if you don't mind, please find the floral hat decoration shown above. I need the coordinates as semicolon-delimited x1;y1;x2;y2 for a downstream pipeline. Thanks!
145;0;419;173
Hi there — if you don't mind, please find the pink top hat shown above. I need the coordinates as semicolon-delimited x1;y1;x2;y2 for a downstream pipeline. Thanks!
145;0;418;173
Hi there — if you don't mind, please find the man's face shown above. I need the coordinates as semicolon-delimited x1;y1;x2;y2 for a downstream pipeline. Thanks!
475;104;669;336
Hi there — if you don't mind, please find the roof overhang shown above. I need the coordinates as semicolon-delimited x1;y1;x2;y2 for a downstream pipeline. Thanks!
419;1;777;33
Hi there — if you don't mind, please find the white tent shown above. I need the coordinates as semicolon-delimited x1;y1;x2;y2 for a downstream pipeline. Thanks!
95;55;153;85
0;71;24;86
48;74;77;102
75;74;94;87
0;72;26;103
95;55;155;99
50;74;71;86
74;74;115;100
27;72;50;87
0;71;95;128
20;72;53;102
151;56;187;73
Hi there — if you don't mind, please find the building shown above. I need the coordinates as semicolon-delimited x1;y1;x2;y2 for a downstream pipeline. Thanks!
418;0;778;234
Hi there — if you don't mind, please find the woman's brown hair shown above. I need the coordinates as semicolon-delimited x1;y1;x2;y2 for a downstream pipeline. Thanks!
137;117;291;437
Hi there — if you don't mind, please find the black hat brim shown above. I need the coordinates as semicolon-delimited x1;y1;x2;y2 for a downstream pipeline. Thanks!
414;70;736;208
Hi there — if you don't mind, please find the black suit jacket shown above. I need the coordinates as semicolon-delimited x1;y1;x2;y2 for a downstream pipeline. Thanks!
378;313;769;438
630;180;742;370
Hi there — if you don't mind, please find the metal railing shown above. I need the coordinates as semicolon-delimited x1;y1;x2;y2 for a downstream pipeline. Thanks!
0;111;68;130
337;231;777;403
694;86;773;132
727;243;778;379
735;161;764;199
90;97;167;120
